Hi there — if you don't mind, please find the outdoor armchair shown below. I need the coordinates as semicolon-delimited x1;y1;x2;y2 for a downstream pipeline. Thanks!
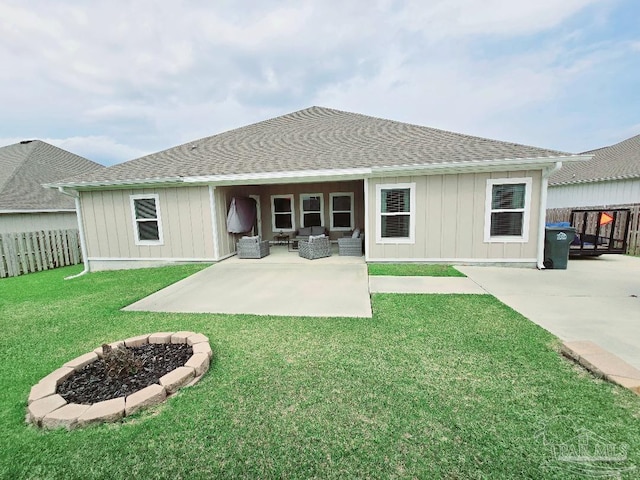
298;235;331;260
338;236;363;256
237;236;270;259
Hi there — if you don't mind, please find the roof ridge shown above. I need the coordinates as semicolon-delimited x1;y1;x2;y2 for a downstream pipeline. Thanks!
0;140;38;193
0;140;103;210
306;106;572;154
581;132;640;154
51;107;574;187
124;106;570;165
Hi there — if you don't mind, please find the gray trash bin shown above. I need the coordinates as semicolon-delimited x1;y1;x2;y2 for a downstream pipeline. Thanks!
544;226;576;269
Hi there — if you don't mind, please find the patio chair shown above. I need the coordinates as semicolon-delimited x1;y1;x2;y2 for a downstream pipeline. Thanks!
237;236;270;259
338;236;363;256
298;235;331;260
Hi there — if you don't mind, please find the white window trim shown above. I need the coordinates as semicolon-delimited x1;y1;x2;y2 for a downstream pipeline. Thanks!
375;182;416;244
484;177;532;243
271;194;296;233
299;193;325;228
130;193;164;246
329;192;354;231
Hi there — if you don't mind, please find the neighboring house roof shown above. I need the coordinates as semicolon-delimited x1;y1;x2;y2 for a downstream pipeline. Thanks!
51;106;582;188
550;133;640;186
0;140;103;211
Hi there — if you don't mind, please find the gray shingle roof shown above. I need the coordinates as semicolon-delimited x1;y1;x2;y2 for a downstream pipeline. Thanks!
550;134;640;185
58;106;571;186
0;140;103;211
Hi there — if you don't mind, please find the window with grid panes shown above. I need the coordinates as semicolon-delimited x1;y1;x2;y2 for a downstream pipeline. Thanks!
300;193;323;227
271;194;295;231
330;192;353;231
130;194;163;245
484;178;532;242
376;183;415;243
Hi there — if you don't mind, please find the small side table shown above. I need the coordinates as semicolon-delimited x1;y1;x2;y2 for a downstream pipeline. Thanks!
273;234;289;246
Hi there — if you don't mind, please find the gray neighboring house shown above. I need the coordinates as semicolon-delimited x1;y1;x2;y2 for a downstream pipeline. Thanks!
547;134;640;208
49;106;590;271
0;140;104;234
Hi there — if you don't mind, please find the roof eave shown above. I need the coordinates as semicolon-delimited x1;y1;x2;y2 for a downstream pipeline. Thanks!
549;173;640;187
369;155;590;177
44;177;186;190
0;208;76;214
44;155;591;190
186;155;590;185
183;168;373;186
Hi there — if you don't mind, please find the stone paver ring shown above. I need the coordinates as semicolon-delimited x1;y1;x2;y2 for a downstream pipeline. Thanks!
26;332;212;430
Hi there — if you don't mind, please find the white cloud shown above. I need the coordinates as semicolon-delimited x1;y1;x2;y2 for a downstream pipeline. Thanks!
391;0;601;38
46;136;147;166
0;0;634;162
0;135;145;165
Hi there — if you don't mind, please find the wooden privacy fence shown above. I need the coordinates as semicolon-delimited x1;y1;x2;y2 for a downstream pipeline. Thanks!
0;229;82;278
546;205;640;256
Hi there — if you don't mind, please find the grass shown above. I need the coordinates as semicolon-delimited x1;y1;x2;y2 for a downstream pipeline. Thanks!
1;265;639;479
368;263;465;277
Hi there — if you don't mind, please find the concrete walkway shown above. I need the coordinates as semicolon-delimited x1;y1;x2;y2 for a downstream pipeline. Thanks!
125;246;372;318
125;244;639;374
369;276;486;294
458;255;640;370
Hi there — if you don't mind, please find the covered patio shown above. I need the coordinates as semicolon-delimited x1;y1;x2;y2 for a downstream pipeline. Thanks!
123;245;372;317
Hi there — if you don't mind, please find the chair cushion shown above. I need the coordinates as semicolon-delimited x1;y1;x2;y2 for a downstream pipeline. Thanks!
308;234;326;243
311;226;325;235
298;227;312;236
352;228;360;239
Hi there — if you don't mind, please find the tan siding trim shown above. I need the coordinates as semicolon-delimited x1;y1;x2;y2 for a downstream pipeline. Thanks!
208;186;219;259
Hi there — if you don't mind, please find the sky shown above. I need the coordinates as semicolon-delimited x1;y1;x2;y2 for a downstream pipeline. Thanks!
0;0;638;166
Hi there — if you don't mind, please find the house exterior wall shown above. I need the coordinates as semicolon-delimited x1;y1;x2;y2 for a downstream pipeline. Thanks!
547;179;640;209
0;211;77;234
366;170;542;264
77;171;543;270
80;186;215;271
216;180;365;257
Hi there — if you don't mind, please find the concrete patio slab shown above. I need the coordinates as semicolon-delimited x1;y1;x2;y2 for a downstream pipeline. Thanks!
369;276;487;294
124;246;372;318
458;255;640;370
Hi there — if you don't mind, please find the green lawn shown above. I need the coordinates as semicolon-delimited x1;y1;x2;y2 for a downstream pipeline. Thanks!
1;266;639;479
368;263;465;277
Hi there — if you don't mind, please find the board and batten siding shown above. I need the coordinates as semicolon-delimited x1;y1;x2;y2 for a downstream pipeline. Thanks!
547;179;640;209
80;186;214;270
367;171;541;262
0;211;77;234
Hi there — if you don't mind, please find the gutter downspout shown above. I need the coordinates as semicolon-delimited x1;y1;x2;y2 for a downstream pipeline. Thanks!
536;162;562;269
58;187;90;279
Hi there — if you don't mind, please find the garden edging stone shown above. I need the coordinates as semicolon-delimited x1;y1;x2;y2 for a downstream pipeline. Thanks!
26;332;212;429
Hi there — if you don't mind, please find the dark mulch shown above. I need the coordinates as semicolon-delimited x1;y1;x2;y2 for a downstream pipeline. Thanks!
57;343;193;404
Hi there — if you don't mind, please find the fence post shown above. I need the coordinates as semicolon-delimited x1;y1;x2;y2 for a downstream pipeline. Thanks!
0;234;7;278
6;233;19;276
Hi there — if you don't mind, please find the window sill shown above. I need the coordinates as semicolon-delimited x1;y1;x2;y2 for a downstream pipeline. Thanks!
134;240;164;246
376;238;415;244
484;236;528;243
